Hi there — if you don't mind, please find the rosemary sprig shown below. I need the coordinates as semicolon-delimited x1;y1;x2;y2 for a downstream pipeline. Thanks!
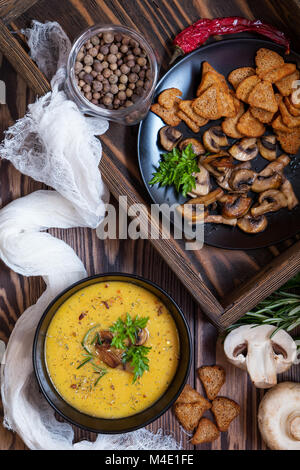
227;273;300;339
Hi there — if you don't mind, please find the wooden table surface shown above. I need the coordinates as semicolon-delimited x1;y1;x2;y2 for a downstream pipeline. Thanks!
0;0;299;450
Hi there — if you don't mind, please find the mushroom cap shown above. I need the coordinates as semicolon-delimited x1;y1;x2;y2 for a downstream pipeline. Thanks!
237;213;268;233
229;137;258;161
258;382;300;450
224;325;297;388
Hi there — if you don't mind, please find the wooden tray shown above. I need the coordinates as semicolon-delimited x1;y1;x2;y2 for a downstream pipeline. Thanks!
0;0;299;333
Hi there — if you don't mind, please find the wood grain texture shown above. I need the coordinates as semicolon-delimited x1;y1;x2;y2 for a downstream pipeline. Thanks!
0;0;299;450
0;0;38;24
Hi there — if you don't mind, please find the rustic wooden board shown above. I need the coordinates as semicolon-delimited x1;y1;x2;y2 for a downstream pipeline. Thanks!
0;0;299;450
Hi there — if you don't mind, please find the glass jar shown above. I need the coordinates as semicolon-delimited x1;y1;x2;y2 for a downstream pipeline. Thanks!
65;24;159;125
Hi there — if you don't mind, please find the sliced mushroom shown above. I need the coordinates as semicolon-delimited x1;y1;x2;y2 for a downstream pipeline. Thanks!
229;138;258;161
219;194;252;219
95;344;123;368
176;203;207;224
99;330;114;346
187;163;210;197
262;154;290;173
159;126;182;151
179;138;205;156
281;178;299;210
258;135;277;161
229;168;257;193
188;188;224;206
135;328;149;346
203;126;229;153
237;213;268;233
251;189;287;217
202;214;237;226
251;162;283;192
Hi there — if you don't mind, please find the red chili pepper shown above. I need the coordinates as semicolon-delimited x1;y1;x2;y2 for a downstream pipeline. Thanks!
171;16;290;63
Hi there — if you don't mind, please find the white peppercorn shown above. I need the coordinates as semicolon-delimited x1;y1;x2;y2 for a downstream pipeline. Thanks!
84;54;93;65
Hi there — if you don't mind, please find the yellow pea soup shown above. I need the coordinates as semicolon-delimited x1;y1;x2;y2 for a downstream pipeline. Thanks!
45;281;180;419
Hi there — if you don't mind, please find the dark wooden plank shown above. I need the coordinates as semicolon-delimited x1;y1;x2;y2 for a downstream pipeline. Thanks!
0;0;38;24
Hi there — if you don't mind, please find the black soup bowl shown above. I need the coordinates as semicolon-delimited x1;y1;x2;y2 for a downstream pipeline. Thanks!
33;273;192;434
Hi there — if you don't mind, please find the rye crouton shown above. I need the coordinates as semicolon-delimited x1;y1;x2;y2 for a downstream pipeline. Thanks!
248;81;278;112
237;109;265;137
284;96;300;116
275;70;300;96
279;99;300;128
255;48;284;78
219;88;236;117
236;75;261;103
196;71;225;96
202;62;228;86
197;365;226;400
228;67;255;89
272;115;293;133
175;384;207;404
191;418;220;445
192;84;222;120
174;401;211;432
275;127;300;154
250;106;274;124
222;99;245;138
178;100;208;126
263;63;296;83
211;397;240;432
158;88;182;109
150;102;181;126
177;110;200;133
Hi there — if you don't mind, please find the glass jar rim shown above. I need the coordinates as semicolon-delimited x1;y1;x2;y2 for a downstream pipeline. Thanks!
67;24;159;118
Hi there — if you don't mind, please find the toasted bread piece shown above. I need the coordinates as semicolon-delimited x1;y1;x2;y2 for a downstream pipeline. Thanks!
202;62;228;86
211;397;240;432
248;80;278;112
236;75;261;103
276;127;300;154
158;88;182;109
228;67;255;89
174;401;211;432
196;71;225;96
279;99;300;127
263;63;296;83
284;96;300;116
177;110;200;133
150;103;181;126
272;115;293;133
290;88;300;108
191;418;220;445
237;109;265;137
275;70;300;96
192;84;222;120
178;100;209;126
175;384;207;405
222;98;244;138
198;366;226;400
250;107;274;123
219;88;236;117
255;48;284;78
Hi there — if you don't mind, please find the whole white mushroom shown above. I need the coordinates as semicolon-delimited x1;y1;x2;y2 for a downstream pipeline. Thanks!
224;325;297;388
258;382;300;450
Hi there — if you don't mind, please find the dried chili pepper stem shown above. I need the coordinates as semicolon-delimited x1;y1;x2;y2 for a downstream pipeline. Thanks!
170;16;290;63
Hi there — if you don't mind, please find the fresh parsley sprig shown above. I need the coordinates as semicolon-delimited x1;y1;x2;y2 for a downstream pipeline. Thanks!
123;345;151;383
149;144;199;197
110;313;149;349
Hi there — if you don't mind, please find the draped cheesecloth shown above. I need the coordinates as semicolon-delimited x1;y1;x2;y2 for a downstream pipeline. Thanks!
0;21;179;450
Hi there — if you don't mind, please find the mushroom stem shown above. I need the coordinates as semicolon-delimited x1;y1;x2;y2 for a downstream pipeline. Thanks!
246;341;278;388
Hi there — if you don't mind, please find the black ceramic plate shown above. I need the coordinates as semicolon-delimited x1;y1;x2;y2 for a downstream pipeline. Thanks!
138;38;300;250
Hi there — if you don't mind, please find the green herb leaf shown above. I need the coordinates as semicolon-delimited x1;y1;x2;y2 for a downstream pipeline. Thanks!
110;313;149;349
123;345;152;383
149;144;199;197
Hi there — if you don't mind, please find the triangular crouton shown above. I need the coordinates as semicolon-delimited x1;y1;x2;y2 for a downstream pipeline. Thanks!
202;62;228;87
175;384;210;405
150;102;181;126
228;67;255;89
177;110;200;133
197;365;226;400
237;109;265;137
236;75;261;103
222;99;244;138
263;63;296;83
275;127;300;154
191;418;220;445
178;100;208;126
174;401;211;432
284;96;300;116
279;99;300;128
219;88;236;117
248;81;278;112
158;88;182;109
250;107;274;124
196;71;225;96
192;84;222;120
272;115;293;133
255;48;284;78
211;397;240;432
275;70;300;96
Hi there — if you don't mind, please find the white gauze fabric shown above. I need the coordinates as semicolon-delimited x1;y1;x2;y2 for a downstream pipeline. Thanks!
0;21;180;450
